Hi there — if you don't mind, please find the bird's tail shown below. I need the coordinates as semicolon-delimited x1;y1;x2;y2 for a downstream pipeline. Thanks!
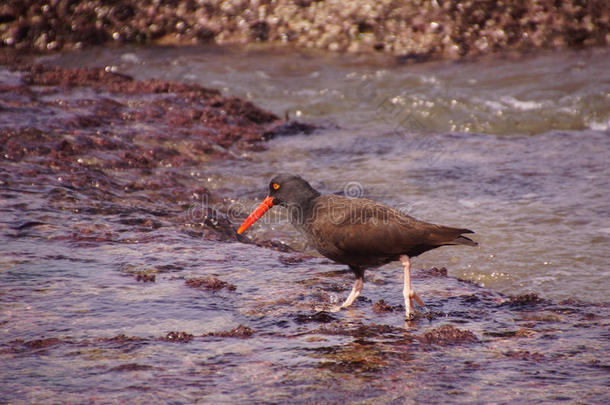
453;234;478;247
449;228;478;246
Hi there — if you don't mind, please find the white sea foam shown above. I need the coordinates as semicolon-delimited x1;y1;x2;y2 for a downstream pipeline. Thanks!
500;96;542;111
120;52;140;63
587;119;609;131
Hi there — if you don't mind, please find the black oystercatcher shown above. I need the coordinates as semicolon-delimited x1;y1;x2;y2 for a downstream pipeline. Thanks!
237;174;477;318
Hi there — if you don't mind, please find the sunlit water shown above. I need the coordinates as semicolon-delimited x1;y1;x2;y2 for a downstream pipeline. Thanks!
1;46;609;403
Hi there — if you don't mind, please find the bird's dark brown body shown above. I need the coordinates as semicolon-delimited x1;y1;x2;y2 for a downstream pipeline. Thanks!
237;173;477;318
292;194;476;269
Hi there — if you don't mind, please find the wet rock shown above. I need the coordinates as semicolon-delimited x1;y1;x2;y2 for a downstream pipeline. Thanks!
318;352;386;373
135;273;156;282
484;328;536;338
293;311;337;324
209;95;278;125
264;121;318;138
421;310;445;321
250;21;270;41
4;63;282;158
372;299;398;313
2;337;63;355
68;223;119;246
315;321;405;338
161;331;194;343
21;64;220;100
187;208;239;241
315;338;414;373
185;277;236;292
96;334;146;343
94;334;149;352
519;312;563;323
278;254;307;265
514;328;536;338
203;325;255;338
456;276;484;288
418;324;478;346
13;221;46;230
417;266;448;278
118;217;163;230
108;363;154;372
396;52;434;64
24;337;62;349
503;350;545;362
253;239;295;252
504;293;546;307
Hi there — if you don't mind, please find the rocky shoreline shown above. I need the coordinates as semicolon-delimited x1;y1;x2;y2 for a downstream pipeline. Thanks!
1;0;608;61
1;14;609;402
0;54;315;247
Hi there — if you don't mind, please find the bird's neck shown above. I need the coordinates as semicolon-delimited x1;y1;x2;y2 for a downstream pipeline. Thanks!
286;188;320;227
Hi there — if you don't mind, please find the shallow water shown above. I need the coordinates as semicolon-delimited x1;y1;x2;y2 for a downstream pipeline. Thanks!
2;46;609;403
41;45;609;302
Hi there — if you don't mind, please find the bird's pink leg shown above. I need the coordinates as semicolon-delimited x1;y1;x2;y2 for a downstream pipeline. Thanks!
400;255;425;318
332;276;363;312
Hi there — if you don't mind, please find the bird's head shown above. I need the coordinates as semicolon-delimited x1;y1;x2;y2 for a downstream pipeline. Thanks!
237;174;320;234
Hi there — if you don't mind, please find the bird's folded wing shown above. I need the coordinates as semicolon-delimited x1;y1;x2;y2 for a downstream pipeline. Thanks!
310;196;474;258
310;196;429;257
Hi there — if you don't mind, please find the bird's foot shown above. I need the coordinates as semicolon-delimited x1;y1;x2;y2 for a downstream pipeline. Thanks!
405;308;427;321
405;294;427;320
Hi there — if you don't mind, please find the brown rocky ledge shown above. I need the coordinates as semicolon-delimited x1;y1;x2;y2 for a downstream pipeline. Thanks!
0;59;309;244
1;1;608;61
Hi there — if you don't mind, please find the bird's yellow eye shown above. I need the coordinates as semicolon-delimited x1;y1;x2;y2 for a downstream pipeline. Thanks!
273;183;280;190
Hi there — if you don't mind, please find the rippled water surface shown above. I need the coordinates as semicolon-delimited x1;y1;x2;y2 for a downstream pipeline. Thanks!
2;46;609;403
44;45;610;302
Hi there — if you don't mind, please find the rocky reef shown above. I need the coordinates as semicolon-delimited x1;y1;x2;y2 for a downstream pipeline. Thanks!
0;54;312;246
1;0;608;61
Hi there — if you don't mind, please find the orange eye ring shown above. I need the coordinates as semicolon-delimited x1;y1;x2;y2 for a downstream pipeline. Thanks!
272;183;280;190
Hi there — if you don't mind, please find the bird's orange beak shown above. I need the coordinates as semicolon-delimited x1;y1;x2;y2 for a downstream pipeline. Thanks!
237;196;274;234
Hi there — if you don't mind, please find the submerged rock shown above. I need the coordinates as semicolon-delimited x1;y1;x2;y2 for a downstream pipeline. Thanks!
418;324;479;346
293;311;337;324
135;273;156;283
161;331;194;343
108;363;154;372
372;299;399;313
505;293;546;307
185;277;237;292
23;337;62;350
203;325;256;338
